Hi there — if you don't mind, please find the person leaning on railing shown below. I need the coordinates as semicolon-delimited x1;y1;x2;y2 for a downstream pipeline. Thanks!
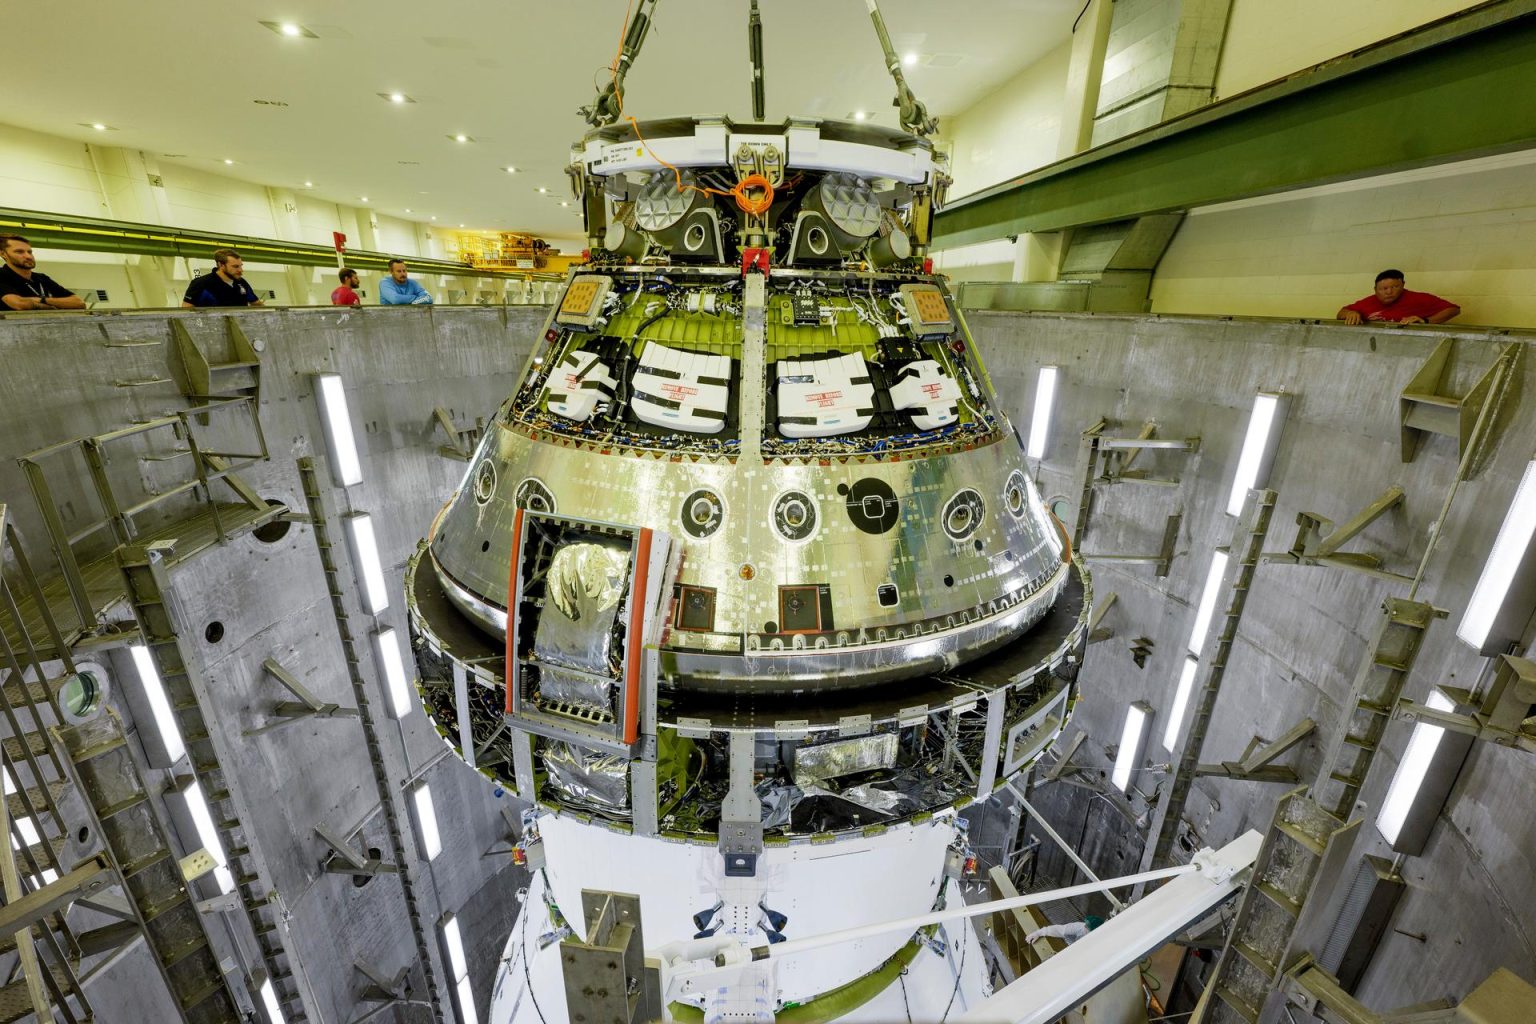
0;234;86;310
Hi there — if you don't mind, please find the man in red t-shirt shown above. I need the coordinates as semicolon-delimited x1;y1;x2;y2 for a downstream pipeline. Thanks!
1337;270;1459;325
331;267;362;306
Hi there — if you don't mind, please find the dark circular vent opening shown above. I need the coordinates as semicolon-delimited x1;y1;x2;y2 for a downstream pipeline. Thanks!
204;621;225;644
252;499;292;544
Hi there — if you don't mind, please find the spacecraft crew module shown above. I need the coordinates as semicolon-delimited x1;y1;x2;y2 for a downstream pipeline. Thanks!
402;3;1092;1020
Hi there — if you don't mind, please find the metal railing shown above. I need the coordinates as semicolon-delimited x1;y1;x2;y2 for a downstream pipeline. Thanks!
17;395;269;631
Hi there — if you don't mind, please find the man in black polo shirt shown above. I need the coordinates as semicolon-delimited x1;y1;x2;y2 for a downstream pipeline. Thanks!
182;248;264;308
0;234;86;310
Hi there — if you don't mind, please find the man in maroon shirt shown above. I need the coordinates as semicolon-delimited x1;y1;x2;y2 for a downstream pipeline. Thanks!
331;267;362;306
1337;270;1459;325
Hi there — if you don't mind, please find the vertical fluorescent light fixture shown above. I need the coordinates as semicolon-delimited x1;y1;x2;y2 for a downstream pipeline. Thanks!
1112;701;1153;793
1187;550;1229;656
1027;366;1059;460
1377;690;1455;847
314;373;363;487
375;627;415;718
1163;655;1200;750
1457;458;1536;654
345;513;390;614
441;913;480;1024
179;777;235;893
413;782;442;861
1227;392;1289;516
131;644;186;763
258;976;285;1024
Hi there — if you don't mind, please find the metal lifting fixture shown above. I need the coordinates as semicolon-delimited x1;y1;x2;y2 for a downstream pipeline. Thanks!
863;0;937;135
581;0;661;127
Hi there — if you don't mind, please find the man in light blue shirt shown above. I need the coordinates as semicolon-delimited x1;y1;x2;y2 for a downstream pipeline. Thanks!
379;259;434;305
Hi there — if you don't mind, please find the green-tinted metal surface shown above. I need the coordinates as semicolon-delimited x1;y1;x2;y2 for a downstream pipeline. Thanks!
0;206;534;280
935;0;1536;247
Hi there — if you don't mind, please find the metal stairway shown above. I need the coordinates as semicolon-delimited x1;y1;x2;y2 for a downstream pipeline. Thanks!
1312;598;1443;820
54;710;245;1023
0;508;94;1023
1196;596;1442;1023
1204;789;1355;1023
116;543;309;1022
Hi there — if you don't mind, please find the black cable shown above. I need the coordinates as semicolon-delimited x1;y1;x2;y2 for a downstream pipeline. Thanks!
939;924;968;1024
899;966;913;1023
1072;0;1093;33
519;894;550;1024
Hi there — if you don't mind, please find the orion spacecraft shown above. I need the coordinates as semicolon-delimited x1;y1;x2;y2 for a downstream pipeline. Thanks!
402;2;1092;1020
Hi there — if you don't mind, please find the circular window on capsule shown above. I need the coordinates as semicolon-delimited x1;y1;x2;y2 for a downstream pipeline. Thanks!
514;477;556;515
680;489;725;539
771;490;819;542
473;461;498;505
942;488;986;541
1005;469;1028;518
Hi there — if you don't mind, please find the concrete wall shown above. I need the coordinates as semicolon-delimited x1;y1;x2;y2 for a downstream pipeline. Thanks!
971;310;1536;1006
1151;151;1536;327
0;305;542;1023
5;303;1536;1016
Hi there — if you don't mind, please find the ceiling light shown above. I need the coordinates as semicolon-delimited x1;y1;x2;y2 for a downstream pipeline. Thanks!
449;134;474;143
360;196;369;202
459;223;466;228
130;644;186;764
223;159;235;165
560;201;570;207
345;512;390;615
430;216;436;220
303;181;313;188
404;208;412;213
375;628;415;719
902;52;919;67
1188;550;1229;656
1458;458;1536;653
1163;656;1199;750
853;110;868;121
173;777;234;894
1376;690;1469;853
504;166;518;174
91;123;109;131
537;187;548;194
1227;392;1289;516
413;782;442;860
261;20;316;38
1111;702;1153;793
257;977;285;1024
313;373;362;487
1027;366;1058;460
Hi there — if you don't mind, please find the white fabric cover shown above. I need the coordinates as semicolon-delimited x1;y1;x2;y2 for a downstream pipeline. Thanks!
545;349;617;422
776;352;876;438
888;359;961;430
630;342;732;434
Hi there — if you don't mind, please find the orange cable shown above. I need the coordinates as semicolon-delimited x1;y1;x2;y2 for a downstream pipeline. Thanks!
624;116;779;216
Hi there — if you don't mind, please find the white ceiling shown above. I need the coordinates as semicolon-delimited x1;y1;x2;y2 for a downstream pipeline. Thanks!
23;1;1082;243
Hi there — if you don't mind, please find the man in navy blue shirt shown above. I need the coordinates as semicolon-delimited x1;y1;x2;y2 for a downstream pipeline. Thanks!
182;249;263;308
379;259;433;305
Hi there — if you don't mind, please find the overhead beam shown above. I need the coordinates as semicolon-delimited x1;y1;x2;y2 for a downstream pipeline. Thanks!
0;206;540;282
935;0;1536;247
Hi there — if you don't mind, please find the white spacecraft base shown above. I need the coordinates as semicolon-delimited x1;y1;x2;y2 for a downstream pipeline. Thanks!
488;811;993;1023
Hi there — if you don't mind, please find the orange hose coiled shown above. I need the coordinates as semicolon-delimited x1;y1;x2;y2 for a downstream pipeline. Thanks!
732;174;775;216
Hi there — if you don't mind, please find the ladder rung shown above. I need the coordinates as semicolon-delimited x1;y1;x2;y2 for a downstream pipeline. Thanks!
1256;881;1303;917
1341;734;1377;752
1234;939;1279;976
1276;820;1326;857
1213;984;1261;1023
